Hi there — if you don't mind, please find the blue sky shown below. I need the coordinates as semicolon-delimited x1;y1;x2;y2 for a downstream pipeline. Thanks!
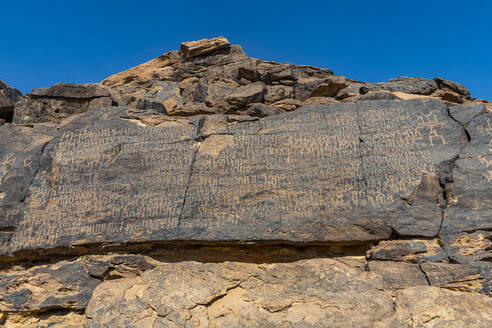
1;1;491;99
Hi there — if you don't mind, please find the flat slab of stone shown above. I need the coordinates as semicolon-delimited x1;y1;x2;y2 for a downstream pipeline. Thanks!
180;37;230;59
1;99;464;255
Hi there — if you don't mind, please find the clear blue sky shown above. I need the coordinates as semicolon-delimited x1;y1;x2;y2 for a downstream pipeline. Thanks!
1;1;491;99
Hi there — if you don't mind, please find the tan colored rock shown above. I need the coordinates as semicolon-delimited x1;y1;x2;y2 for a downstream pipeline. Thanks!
264;84;294;103
271;98;302;111
392;91;439;100
2;311;85;328
433;89;462;103
102;51;180;87
312;75;350;97
375;286;492;327
180;37;230;59
179;77;199;90
0;254;159;313
84;259;492;327
302;96;339;106
85;259;394;327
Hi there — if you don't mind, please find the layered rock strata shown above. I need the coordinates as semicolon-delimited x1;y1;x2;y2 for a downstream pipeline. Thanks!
0;37;491;327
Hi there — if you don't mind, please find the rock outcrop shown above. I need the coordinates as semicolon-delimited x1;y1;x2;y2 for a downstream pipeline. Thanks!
1;37;491;327
13;83;113;124
0;81;23;123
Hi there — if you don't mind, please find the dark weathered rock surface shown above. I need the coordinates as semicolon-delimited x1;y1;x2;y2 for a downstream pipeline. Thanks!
0;80;23;122
363;77;438;96
0;38;491;326
367;239;448;263
13;83;113;124
0;99;468;255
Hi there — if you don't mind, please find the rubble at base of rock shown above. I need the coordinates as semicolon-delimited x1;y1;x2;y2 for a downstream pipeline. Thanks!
0;37;491;327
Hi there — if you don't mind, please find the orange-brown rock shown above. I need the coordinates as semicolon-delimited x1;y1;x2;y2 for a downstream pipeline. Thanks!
180;36;230;59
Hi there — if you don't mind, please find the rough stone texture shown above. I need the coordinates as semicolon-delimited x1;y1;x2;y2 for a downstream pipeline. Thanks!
226;81;266;108
368;77;438;95
1;311;85;328
0;125;54;256
0;261;100;312
351;90;402;101
0;38;491;326
0;254;158;314
13;83;113;124
420;262;485;292
311;76;350;97
0;99;468;255
433;89;462;103
85;259;388;327
84;259;492;328
376;286;492;327
435;76;471;98
0;80;23;121
367;261;429;289
444;112;492;234
180;36;230;59
367;239;448;263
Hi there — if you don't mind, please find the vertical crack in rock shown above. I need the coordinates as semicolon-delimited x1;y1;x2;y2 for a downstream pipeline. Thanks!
178;145;199;228
177;117;205;228
436;104;474;258
445;104;473;145
418;263;432;286
434;105;474;239
436;158;457;237
355;105;368;200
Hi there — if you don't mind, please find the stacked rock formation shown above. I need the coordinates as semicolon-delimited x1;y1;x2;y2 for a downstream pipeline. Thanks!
0;37;491;327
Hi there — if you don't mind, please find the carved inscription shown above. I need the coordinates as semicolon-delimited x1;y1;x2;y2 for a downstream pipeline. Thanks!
10;123;196;251
179;101;462;239
7;100;463;251
444;112;492;234
359;103;459;208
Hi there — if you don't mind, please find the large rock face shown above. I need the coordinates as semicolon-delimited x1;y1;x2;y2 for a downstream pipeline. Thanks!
0;38;491;327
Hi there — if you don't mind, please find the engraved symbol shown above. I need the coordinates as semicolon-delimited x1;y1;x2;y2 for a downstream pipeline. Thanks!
485;170;492;183
479;157;492;168
417;112;448;146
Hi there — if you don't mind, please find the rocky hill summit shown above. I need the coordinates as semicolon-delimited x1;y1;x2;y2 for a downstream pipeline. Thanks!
1;37;491;327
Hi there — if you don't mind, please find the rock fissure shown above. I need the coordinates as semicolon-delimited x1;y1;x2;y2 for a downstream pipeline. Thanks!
1;37;492;327
418;263;432;286
177;143;200;229
355;105;368;201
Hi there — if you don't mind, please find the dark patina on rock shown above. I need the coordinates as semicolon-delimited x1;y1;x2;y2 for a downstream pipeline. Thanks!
0;99;464;256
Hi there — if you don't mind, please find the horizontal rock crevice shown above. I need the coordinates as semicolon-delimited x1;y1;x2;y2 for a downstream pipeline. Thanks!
1;37;491;326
